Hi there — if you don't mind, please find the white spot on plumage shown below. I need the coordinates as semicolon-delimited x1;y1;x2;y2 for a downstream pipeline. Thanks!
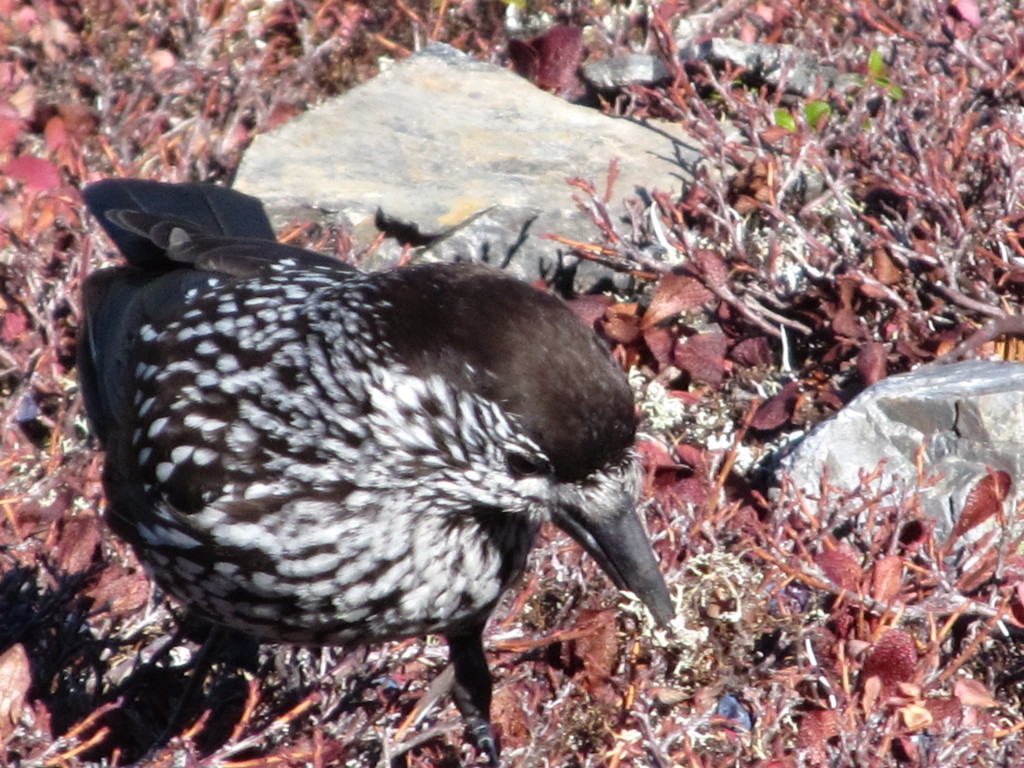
244;481;278;500
147;417;170;438
227;421;258;451
216;354;240;373
171;445;194;464
250;571;280;591
195;371;221;388
193;447;218;465
213;521;281;554
183;413;227;433
277;552;342;579
195;340;219;356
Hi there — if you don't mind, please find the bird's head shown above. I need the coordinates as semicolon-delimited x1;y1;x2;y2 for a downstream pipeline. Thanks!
363;263;675;627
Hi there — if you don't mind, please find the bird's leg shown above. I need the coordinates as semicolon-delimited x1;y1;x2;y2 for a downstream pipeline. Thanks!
446;630;499;765
155;623;227;746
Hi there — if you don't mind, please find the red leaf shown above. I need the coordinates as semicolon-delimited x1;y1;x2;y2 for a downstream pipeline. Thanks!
863;629;917;692
957;470;1012;540
574;609;621;702
642;271;714;328
871;555;903;604
2;309;28;343
674;443;706;467
636;440;678;471
601;304;641;344
674;332;728;387
796;709;838;767
3;155;61;192
856;342;888;386
749;382;800;431
491;680;532;741
729;336;773;368
55;515;100;574
43;115;67;151
831;307;865;339
87;568;152;615
0;644;31;741
692;249;729;287
642;326;676;368
954;678;999;709
567;294;613;328
815;544;861;592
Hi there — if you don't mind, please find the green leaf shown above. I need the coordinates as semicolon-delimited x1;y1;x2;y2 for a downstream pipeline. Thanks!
774;109;797;133
805;101;832;130
867;50;885;80
889;85;904;100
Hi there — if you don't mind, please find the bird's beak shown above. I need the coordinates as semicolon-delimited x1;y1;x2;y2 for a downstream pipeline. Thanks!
552;489;674;627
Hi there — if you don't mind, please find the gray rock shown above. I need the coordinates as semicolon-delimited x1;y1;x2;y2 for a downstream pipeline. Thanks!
777;361;1024;544
582;54;671;91
680;38;859;98
235;43;707;293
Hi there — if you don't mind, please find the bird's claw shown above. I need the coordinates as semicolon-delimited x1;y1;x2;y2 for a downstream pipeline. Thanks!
466;719;499;766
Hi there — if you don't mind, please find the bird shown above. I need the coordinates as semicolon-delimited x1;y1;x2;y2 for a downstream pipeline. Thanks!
77;178;674;763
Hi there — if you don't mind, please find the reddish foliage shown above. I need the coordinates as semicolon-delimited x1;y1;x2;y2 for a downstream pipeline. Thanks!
855;342;888;386
749;381;801;431
729;336;773;368
949;469;1011;544
863;629;917;693
815;544;862;592
796;709;839;767
53;516;100;574
3;155;62;192
674;332;728;387
643;270;716;328
870;555;903;605
0;644;31;742
642;325;676;368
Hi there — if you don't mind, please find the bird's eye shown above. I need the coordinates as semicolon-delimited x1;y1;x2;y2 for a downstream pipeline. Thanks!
505;452;551;478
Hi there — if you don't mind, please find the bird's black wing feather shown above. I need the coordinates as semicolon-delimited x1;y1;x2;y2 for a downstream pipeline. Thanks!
83;179;277;265
78;179;357;444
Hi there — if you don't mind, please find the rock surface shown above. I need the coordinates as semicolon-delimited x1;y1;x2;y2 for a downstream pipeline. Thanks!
235;43;707;292
680;38;859;98
778;360;1024;544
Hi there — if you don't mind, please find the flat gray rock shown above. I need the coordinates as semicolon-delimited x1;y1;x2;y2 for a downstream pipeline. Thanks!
778;360;1024;544
235;44;707;292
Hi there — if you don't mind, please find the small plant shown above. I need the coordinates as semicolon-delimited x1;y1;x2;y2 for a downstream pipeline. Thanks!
862;49;904;100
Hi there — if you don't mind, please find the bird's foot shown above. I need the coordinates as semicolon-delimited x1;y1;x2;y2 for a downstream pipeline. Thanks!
465;718;499;766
